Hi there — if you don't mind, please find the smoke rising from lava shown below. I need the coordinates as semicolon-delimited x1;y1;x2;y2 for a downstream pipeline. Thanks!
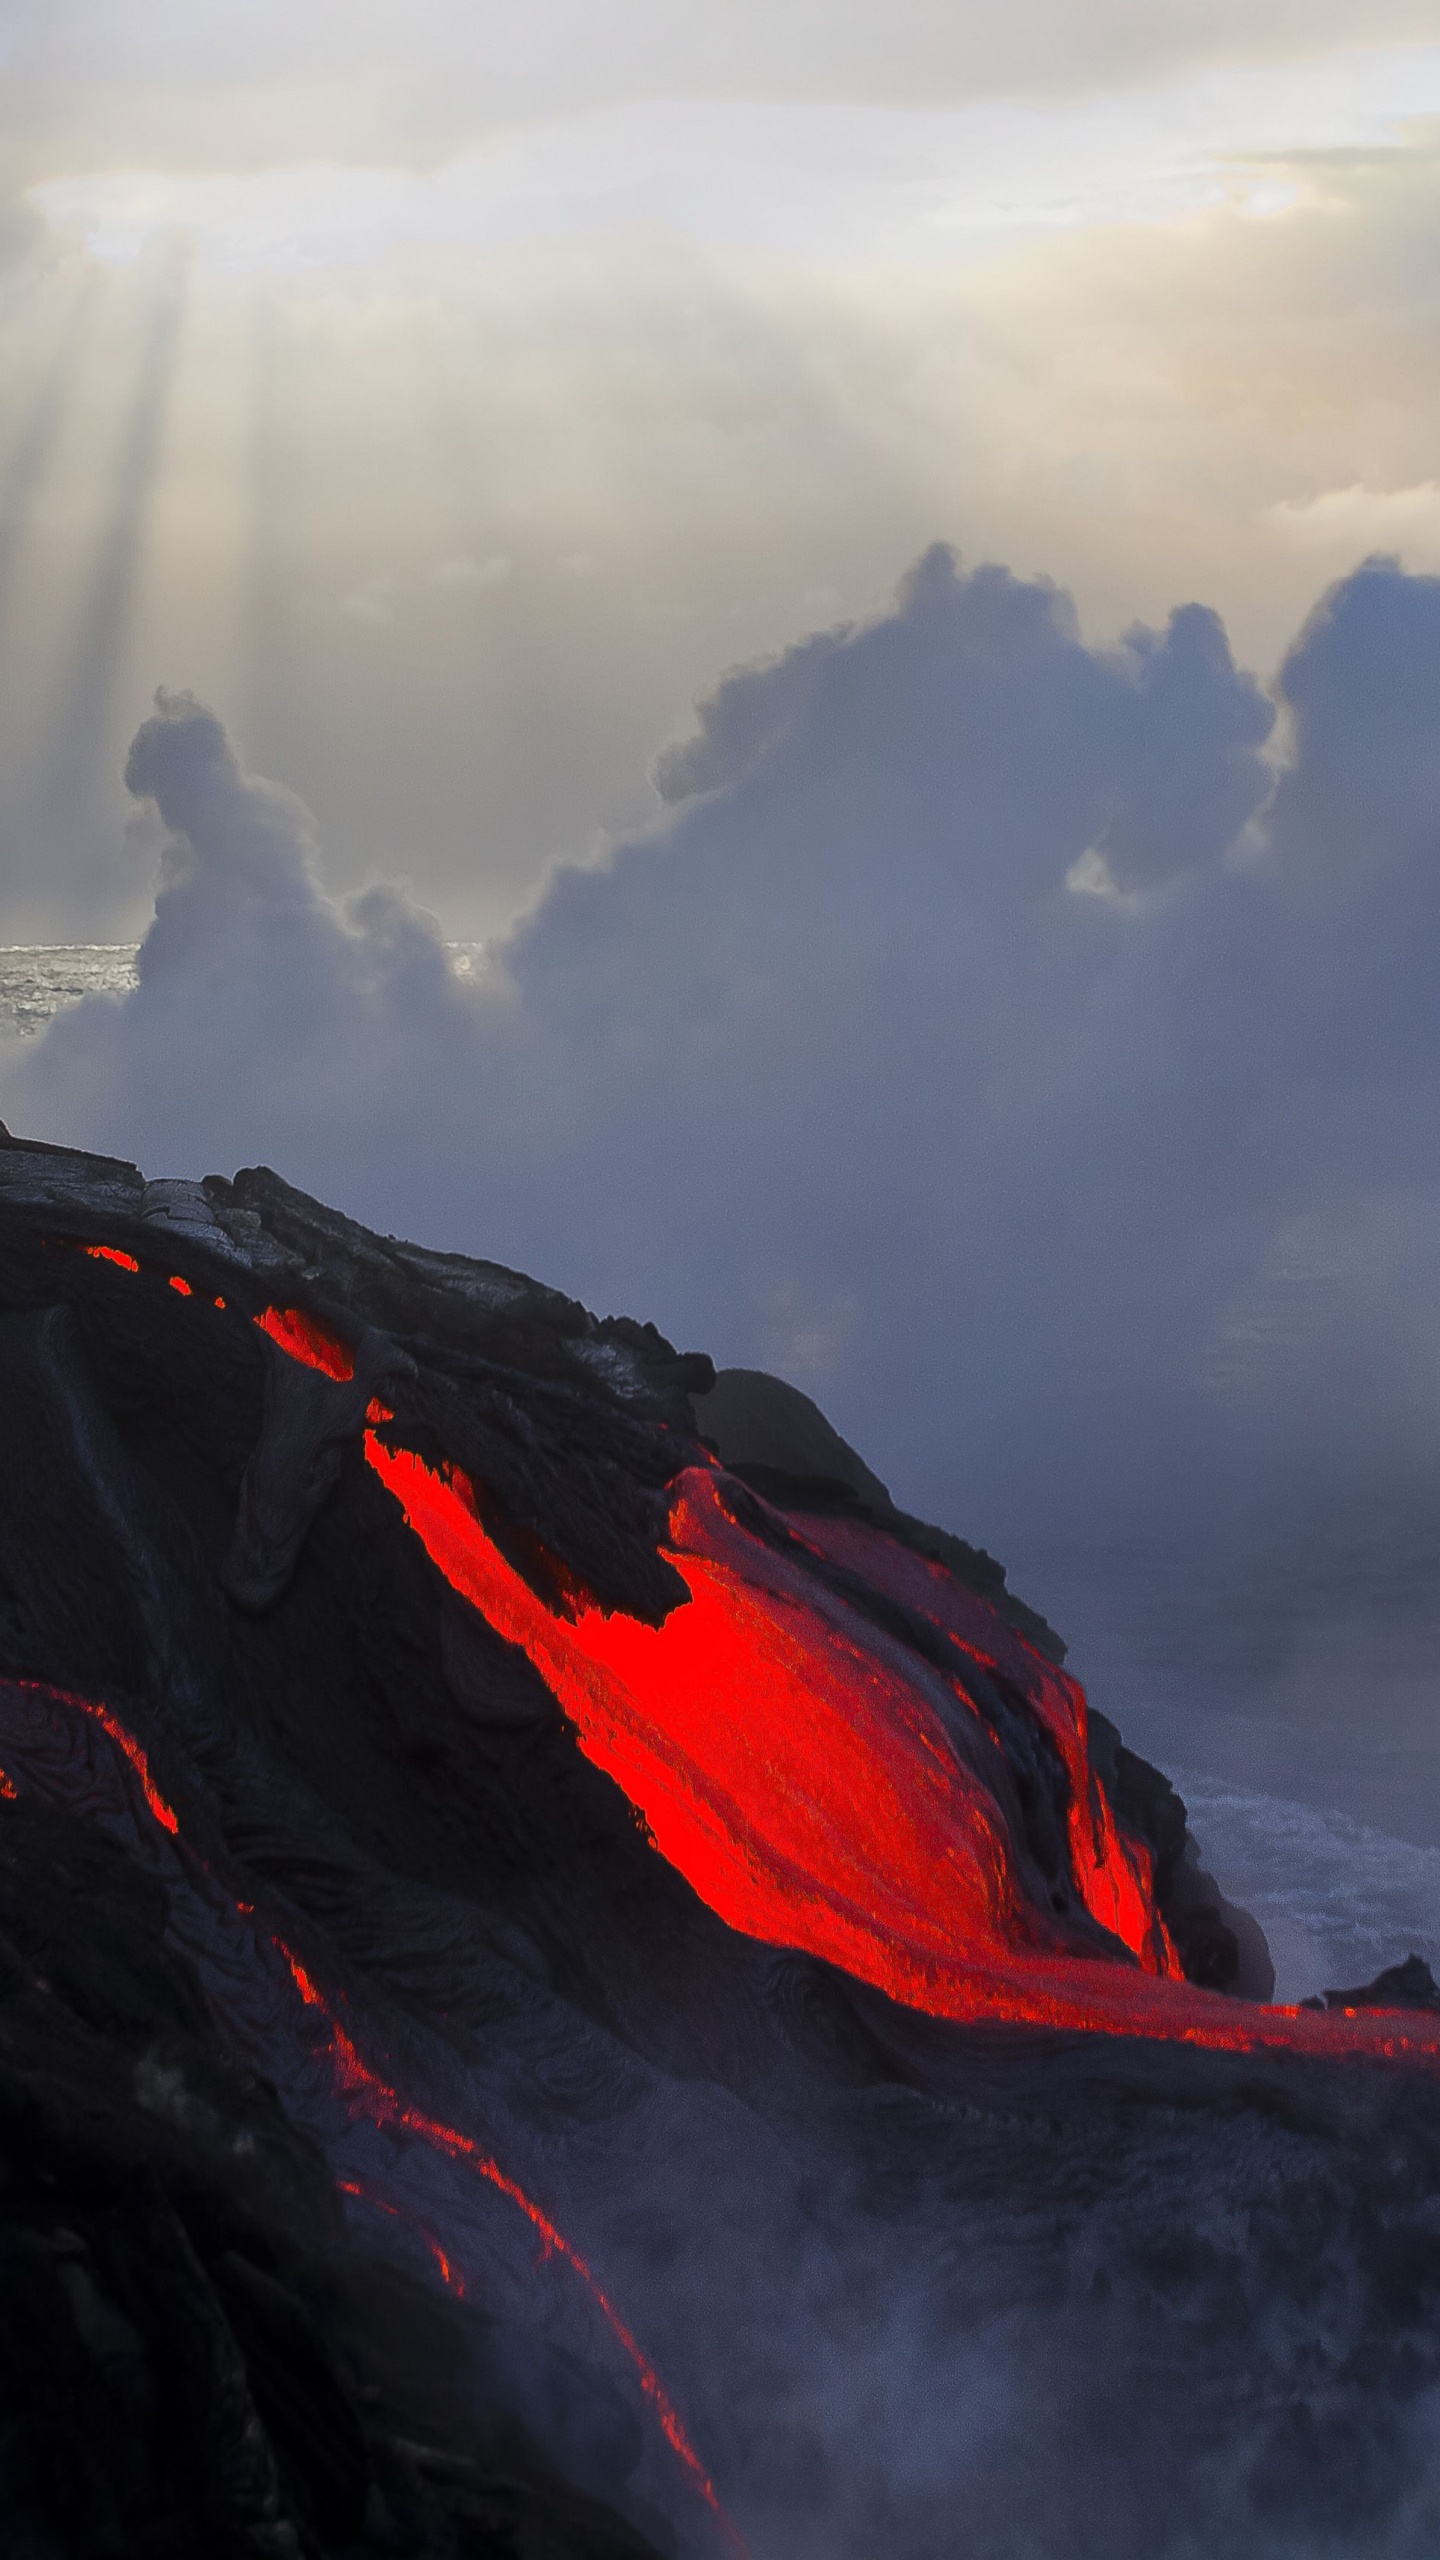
8;542;1440;1589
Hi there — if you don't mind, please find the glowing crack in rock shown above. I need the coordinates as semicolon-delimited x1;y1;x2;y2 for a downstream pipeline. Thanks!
338;2178;467;2296
282;1945;733;2532
0;1657;735;2544
0;1674;181;1836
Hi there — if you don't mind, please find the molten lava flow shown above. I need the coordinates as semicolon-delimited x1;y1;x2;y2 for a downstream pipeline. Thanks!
366;1443;1033;1987
363;1439;1440;2064
280;1945;733;2533
61;1238;212;1305
34;1267;1437;2066
255;1305;354;1381
255;1304;392;1422
789;1511;1178;1975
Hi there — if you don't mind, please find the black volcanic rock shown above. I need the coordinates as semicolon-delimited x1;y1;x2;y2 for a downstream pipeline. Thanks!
0;1795;658;2560
1310;1955;1440;2015
694;1362;1066;1660
0;1127;1437;2557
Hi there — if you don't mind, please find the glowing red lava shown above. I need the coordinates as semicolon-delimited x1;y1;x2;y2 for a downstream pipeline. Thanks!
787;1510;1179;1974
72;1281;1440;2066
255;1304;355;1380
362;1435;1440;2065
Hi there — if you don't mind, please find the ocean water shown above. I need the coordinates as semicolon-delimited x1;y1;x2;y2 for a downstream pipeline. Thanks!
1176;1771;1440;2004
0;940;490;1039
0;943;138;1034
2;944;1435;2009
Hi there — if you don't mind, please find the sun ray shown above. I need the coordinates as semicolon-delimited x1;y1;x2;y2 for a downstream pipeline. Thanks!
0;269;106;636
34;251;189;919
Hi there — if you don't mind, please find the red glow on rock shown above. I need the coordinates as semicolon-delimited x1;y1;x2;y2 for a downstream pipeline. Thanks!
339;2175;467;2295
84;1245;139;1271
0;1671;727;2531
432;2240;464;2295
366;1399;394;1425
365;1441;1440;2065
256;1305;355;1380
791;1511;1180;1976
0;1768;16;1800
3;1677;181;1835
279;1942;732;2528
169;1274;193;1296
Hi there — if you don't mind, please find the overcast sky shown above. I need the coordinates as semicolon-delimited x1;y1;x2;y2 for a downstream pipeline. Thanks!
1;3;1440;935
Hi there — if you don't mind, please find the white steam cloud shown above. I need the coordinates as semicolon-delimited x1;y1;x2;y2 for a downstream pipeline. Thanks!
8;543;1440;1605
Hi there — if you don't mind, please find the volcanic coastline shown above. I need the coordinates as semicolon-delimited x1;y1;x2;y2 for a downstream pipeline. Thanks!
1;1125;1439;2558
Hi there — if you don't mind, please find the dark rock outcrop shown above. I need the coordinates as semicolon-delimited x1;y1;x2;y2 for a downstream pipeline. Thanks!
694;1362;1066;1660
1308;1954;1440;2015
0;1795;659;2560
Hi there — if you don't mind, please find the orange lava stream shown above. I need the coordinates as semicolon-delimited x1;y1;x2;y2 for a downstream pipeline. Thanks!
59;1279;1440;2068
255;1304;355;1380
789;1512;1179;1975
279;1946;733;2531
363;1436;1440;2066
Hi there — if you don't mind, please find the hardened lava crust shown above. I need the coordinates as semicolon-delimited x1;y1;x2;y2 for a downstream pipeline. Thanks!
0;1125;1439;2560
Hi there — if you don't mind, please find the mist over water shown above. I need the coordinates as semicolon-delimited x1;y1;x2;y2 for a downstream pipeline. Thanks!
1021;1523;1440;1826
1013;1530;1440;1993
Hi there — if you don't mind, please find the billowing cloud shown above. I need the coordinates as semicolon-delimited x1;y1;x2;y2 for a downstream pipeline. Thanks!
9;548;1440;1637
